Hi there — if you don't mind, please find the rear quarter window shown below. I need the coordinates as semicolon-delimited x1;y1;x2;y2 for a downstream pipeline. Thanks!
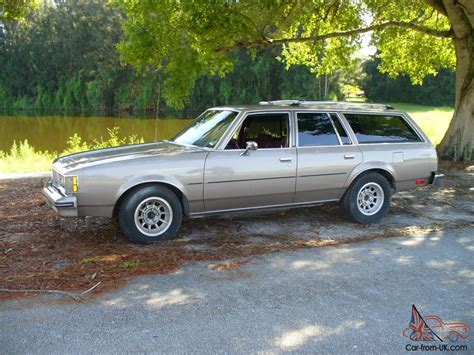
344;114;422;144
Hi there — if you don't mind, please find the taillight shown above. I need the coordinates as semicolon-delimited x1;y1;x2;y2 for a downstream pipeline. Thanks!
415;179;426;185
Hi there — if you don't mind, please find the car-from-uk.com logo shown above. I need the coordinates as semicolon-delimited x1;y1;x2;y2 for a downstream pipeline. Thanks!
402;305;470;352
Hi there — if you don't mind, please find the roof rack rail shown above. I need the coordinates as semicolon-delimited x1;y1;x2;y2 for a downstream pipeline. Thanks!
258;100;394;110
259;100;303;106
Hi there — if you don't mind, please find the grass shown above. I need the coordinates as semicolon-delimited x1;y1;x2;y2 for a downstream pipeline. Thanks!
118;260;140;269
390;103;453;146
81;256;101;264
0;104;454;174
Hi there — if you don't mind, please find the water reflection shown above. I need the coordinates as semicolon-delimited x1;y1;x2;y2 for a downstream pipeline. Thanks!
0;115;193;152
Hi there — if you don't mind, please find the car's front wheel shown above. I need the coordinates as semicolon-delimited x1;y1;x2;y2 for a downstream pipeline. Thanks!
118;185;183;243
341;172;392;224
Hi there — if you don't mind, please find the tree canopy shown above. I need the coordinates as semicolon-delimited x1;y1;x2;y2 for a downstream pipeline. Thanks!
116;0;455;107
0;1;357;114
0;0;37;21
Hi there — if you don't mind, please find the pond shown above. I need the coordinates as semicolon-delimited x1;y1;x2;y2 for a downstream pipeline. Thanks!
0;115;194;153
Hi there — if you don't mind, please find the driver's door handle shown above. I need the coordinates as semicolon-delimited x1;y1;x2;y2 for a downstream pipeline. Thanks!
279;157;293;162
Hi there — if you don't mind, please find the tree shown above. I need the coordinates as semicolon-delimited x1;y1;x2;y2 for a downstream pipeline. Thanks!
0;1;334;114
0;0;37;21
117;0;472;161
0;1;129;113
362;57;455;106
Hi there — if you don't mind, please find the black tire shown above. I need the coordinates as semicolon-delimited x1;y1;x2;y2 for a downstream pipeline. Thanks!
118;185;183;243
341;172;392;224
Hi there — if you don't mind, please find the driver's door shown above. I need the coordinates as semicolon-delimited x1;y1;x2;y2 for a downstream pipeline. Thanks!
203;112;297;211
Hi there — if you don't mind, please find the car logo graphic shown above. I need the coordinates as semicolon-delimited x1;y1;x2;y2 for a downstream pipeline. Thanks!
402;305;470;342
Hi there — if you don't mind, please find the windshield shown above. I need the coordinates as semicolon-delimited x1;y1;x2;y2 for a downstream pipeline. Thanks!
171;110;238;148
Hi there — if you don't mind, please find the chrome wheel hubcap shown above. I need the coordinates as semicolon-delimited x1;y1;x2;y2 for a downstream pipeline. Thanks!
357;182;384;216
134;197;173;237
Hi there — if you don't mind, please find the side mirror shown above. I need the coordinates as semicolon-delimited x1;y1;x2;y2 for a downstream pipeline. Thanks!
240;141;258;156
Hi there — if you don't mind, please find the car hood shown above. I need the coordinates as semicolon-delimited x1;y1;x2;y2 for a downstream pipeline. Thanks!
53;141;204;174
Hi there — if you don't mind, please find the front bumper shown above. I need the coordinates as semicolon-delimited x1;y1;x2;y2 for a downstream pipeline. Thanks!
430;171;445;187
42;180;78;217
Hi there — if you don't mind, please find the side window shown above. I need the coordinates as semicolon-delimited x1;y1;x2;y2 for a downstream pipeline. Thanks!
225;113;289;149
330;113;351;145
297;112;340;147
344;114;422;144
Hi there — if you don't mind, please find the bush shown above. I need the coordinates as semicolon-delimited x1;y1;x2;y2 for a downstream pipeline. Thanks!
0;128;145;173
0;140;55;173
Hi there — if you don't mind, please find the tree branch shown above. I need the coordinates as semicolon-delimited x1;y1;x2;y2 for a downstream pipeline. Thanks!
425;0;448;17
0;282;101;302
217;21;454;53
442;0;472;38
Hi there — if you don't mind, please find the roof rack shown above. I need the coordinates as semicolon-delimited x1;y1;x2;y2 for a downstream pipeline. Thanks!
258;100;394;110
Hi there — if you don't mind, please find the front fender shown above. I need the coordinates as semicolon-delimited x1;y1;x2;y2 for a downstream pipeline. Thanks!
114;175;188;205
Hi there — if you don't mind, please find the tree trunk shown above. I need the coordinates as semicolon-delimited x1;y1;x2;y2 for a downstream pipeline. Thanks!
437;0;474;161
438;35;474;161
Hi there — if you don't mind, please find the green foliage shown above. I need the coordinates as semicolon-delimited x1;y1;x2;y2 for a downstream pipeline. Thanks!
118;260;139;269
0;1;457;114
0;1;128;113
81;256;101;265
90;127;144;150
0;139;54;173
2;0;351;114
116;0;455;106
0;0;37;21
136;79;156;111
62;133;91;156
86;81;104;112
188;47;343;112
362;58;455;106
0;127;145;173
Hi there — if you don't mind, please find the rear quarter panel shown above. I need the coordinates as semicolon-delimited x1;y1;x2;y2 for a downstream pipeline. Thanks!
352;142;437;191
340;111;438;191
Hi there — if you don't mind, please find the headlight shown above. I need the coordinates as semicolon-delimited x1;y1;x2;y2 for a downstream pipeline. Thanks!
64;175;79;193
53;169;79;193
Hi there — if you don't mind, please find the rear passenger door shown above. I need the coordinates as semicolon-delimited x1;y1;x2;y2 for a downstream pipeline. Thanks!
294;112;362;203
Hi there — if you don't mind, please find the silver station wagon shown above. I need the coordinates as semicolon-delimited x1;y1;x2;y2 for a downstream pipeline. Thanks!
43;101;444;243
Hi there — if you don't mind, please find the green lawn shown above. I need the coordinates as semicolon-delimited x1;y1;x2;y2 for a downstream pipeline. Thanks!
390;103;453;146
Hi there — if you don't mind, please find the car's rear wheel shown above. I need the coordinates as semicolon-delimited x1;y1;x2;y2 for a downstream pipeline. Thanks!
448;332;459;342
118;185;183;243
341;172;392;224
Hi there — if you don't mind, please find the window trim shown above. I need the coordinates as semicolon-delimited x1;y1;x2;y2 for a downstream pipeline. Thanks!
341;112;425;145
295;111;351;148
179;108;242;150
330;113;353;146
217;110;294;151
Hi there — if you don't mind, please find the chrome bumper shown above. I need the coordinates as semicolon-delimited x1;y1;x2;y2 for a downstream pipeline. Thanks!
430;172;445;187
42;180;78;217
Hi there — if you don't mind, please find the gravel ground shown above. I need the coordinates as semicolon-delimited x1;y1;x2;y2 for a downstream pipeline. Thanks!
0;166;473;299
